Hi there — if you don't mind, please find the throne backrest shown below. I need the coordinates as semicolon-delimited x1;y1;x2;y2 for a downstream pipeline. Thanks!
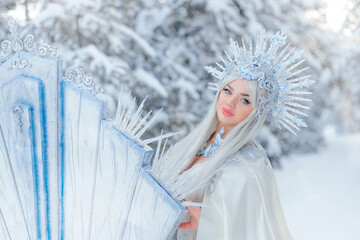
0;18;185;240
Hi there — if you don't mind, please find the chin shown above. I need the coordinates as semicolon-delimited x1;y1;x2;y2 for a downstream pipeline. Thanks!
218;117;235;127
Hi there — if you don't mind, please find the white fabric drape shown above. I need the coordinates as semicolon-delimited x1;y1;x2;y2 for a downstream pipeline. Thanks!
176;145;293;240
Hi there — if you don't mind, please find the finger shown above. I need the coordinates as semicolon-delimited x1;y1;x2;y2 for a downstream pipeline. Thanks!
178;222;192;230
187;206;201;214
186;207;194;217
187;205;201;210
186;206;194;215
186;206;201;219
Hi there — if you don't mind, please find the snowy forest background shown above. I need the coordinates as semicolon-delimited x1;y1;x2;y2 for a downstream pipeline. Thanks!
0;0;360;239
0;0;359;162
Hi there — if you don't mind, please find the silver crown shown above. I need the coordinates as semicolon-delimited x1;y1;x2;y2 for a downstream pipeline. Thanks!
205;30;315;135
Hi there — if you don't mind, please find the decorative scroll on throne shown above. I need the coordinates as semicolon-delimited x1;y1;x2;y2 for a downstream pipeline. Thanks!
0;18;185;239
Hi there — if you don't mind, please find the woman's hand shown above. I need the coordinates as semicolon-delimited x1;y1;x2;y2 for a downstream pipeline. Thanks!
178;198;201;231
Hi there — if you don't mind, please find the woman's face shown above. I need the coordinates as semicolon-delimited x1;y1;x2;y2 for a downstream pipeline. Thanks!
216;78;253;132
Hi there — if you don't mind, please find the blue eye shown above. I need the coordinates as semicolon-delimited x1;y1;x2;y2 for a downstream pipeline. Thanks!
241;98;251;105
224;88;231;94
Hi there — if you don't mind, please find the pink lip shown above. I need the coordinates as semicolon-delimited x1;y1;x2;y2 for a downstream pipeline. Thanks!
222;107;234;116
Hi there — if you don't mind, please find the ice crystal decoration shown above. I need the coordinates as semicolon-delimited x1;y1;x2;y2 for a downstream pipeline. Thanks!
196;127;225;157
8;53;32;70
114;84;180;145
12;105;24;133
0;17;57;65
205;30;315;135
65;67;105;95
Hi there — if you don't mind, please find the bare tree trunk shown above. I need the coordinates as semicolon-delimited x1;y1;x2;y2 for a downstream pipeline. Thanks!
24;0;29;21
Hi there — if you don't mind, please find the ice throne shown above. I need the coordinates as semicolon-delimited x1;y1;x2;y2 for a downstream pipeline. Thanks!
0;18;185;240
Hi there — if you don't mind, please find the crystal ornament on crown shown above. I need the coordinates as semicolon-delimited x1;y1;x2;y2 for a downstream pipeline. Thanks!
205;30;315;135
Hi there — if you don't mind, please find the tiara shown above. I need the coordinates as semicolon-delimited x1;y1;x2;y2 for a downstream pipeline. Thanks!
205;30;315;135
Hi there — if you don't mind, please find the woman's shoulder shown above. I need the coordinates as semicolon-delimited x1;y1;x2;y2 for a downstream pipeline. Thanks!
226;141;271;167
214;142;272;186
207;141;273;195
207;142;274;196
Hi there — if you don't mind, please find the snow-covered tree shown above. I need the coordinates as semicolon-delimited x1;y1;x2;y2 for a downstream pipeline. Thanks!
331;0;360;132
1;0;348;162
0;1;17;35
131;0;329;160
0;0;17;12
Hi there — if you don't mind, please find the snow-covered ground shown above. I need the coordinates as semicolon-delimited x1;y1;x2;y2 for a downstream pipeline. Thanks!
275;132;360;240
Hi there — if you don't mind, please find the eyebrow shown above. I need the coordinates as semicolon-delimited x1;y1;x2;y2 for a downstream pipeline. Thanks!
226;84;249;97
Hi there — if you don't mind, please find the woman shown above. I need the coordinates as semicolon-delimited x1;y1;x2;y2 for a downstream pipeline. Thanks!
151;30;313;240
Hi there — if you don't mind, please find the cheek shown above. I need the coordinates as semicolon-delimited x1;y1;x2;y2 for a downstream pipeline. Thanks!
237;105;253;120
216;93;225;108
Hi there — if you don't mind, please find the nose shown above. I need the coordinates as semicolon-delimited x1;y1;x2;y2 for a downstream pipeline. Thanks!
225;96;236;109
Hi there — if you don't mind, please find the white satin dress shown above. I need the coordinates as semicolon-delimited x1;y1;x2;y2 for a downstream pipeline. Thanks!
176;143;293;240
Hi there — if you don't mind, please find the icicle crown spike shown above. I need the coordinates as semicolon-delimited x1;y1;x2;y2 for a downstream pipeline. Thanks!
205;29;315;135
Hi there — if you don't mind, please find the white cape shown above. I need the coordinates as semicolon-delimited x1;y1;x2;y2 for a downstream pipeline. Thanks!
177;144;293;240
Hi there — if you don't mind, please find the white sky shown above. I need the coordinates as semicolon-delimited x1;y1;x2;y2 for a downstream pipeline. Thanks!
324;0;348;31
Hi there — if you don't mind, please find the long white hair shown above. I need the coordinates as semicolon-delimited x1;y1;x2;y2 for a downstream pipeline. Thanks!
153;72;268;200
